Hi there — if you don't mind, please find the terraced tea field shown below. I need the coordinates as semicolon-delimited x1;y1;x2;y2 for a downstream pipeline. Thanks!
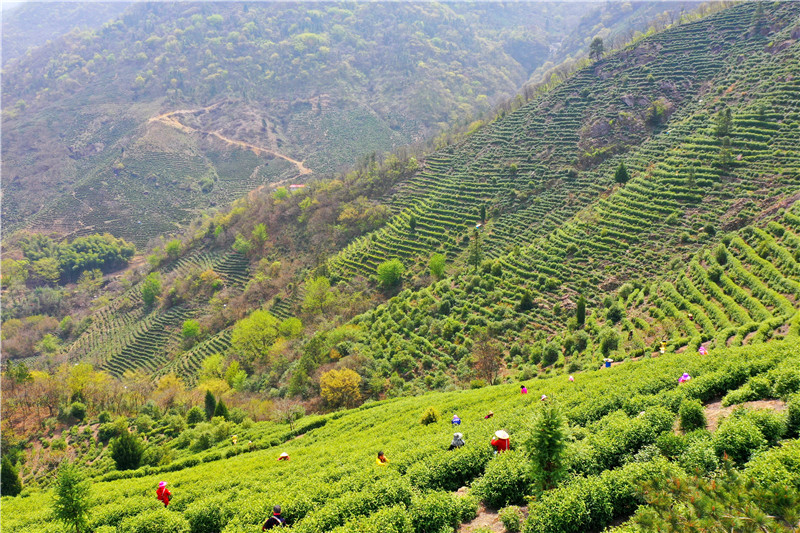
4;338;799;533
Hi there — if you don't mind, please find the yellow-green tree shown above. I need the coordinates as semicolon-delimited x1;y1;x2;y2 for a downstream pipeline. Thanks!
231;309;279;369
320;368;362;409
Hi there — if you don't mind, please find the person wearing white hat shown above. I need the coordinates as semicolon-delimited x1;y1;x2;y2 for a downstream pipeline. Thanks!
490;430;510;453
277;452;290;461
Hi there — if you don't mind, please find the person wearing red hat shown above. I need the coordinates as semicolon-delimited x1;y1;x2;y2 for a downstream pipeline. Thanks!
156;481;171;507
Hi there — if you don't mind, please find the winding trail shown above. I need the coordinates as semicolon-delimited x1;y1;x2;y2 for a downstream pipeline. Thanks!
148;105;312;176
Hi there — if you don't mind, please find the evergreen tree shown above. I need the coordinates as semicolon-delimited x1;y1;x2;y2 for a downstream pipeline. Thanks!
214;398;229;420
204;390;216;420
53;463;91;533
110;430;144;471
525;400;567;491
576;295;586;326
614;162;630;184
408;214;417;232
518;290;534;312
1;456;22;497
715;107;732;137
469;229;482;270
479;204;486;223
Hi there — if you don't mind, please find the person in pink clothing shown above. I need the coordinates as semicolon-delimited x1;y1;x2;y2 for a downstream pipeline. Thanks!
156;481;171;507
520;385;528;395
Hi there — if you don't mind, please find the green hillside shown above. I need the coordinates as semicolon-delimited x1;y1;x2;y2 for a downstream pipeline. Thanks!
38;1;800;392
3;339;799;532
1;2;703;247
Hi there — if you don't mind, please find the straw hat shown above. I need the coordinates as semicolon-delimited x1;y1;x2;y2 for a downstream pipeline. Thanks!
494;429;509;439
279;452;289;458
158;481;167;488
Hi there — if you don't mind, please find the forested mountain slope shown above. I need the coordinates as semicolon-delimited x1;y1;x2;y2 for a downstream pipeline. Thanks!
0;2;130;65
1;1;700;247
22;1;798;398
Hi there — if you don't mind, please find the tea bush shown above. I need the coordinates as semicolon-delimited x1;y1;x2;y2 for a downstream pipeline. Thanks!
472;450;532;508
678;400;706;432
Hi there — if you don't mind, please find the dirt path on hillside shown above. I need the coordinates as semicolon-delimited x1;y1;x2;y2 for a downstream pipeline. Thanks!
704;399;786;431
149;105;312;176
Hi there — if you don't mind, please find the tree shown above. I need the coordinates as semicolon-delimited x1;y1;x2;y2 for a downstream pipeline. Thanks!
473;332;503;385
715;107;732;137
53;462;91;533
376;259;405;289
614;162;630;184
303;276;337;315
469;229;482;270
517;290;534;312
576;295;586;326
590;37;604;60
525;400;567;491
141;273;162;307
182;319;201;341
214;398;229;419
320;368;362;409
204;390;216;421
479;204;486;223
1;456;22;497
409;214;417;232
230;309;279;368
429;253;446;279
110;430;144;470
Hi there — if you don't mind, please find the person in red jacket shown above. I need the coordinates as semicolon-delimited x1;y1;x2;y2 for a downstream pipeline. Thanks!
156;481;171;507
490;430;510;453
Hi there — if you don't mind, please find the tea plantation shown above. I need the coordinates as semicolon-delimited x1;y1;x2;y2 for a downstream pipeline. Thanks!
31;1;797;398
3;338;800;532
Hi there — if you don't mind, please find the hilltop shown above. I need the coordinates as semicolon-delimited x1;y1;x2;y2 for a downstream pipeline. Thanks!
1;1;701;247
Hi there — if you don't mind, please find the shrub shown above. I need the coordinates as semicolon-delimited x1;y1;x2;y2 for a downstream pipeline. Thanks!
110;431;144;470
744;409;786;445
98;422;122;443
678;433;719;475
712;416;766;464
329;504;412;533
377;259;405;288
499;506;523;533
679;400;706;432
70;402;87;421
655;432;687;459
772;368;800;397
98;411;113;423
185;495;233;533
407;446;492;492
787;394;800;438
542;342;560;367
1;456;22;497
419;407;441;426
186;406;206;425
472;450;532;508
524;459;671;533
744;439;800;491
409;491;462;533
119;507;190;533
